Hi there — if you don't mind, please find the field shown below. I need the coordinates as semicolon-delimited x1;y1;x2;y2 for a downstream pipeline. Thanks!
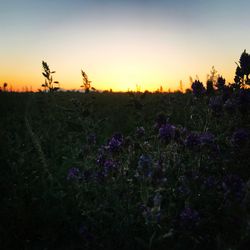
0;89;250;250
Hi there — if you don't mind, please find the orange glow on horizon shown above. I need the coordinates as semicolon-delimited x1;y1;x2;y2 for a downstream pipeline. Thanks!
0;65;235;92
0;49;236;92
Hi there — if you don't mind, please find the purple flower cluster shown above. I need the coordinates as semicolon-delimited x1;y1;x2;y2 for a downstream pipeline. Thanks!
159;124;176;143
107;133;123;152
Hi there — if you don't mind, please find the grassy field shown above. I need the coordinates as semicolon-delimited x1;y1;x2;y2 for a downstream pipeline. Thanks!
0;90;249;250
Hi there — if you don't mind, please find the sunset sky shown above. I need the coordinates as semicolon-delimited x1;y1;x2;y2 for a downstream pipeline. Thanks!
0;0;250;92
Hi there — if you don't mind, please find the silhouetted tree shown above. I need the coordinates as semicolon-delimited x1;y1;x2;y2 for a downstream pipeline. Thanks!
234;50;250;87
3;82;8;92
206;80;214;95
41;61;59;92
216;76;226;91
191;80;205;97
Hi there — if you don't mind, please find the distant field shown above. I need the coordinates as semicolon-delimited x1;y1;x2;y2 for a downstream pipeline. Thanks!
0;91;249;250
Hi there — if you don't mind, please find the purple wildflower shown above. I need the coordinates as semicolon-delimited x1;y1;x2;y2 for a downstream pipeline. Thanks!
108;137;122;151
108;133;123;152
113;132;123;141
159;124;176;143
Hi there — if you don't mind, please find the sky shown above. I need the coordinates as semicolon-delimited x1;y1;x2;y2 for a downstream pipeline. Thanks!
0;0;250;92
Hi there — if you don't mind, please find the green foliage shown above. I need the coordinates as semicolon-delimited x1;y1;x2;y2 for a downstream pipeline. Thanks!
0;90;249;250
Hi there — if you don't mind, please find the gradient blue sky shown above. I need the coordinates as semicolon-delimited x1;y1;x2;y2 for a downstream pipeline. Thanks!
0;0;250;91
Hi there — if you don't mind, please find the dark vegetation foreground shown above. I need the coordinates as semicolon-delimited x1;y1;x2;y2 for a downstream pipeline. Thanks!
0;89;250;250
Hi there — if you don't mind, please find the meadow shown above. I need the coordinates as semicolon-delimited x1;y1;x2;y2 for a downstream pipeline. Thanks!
0;82;250;249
